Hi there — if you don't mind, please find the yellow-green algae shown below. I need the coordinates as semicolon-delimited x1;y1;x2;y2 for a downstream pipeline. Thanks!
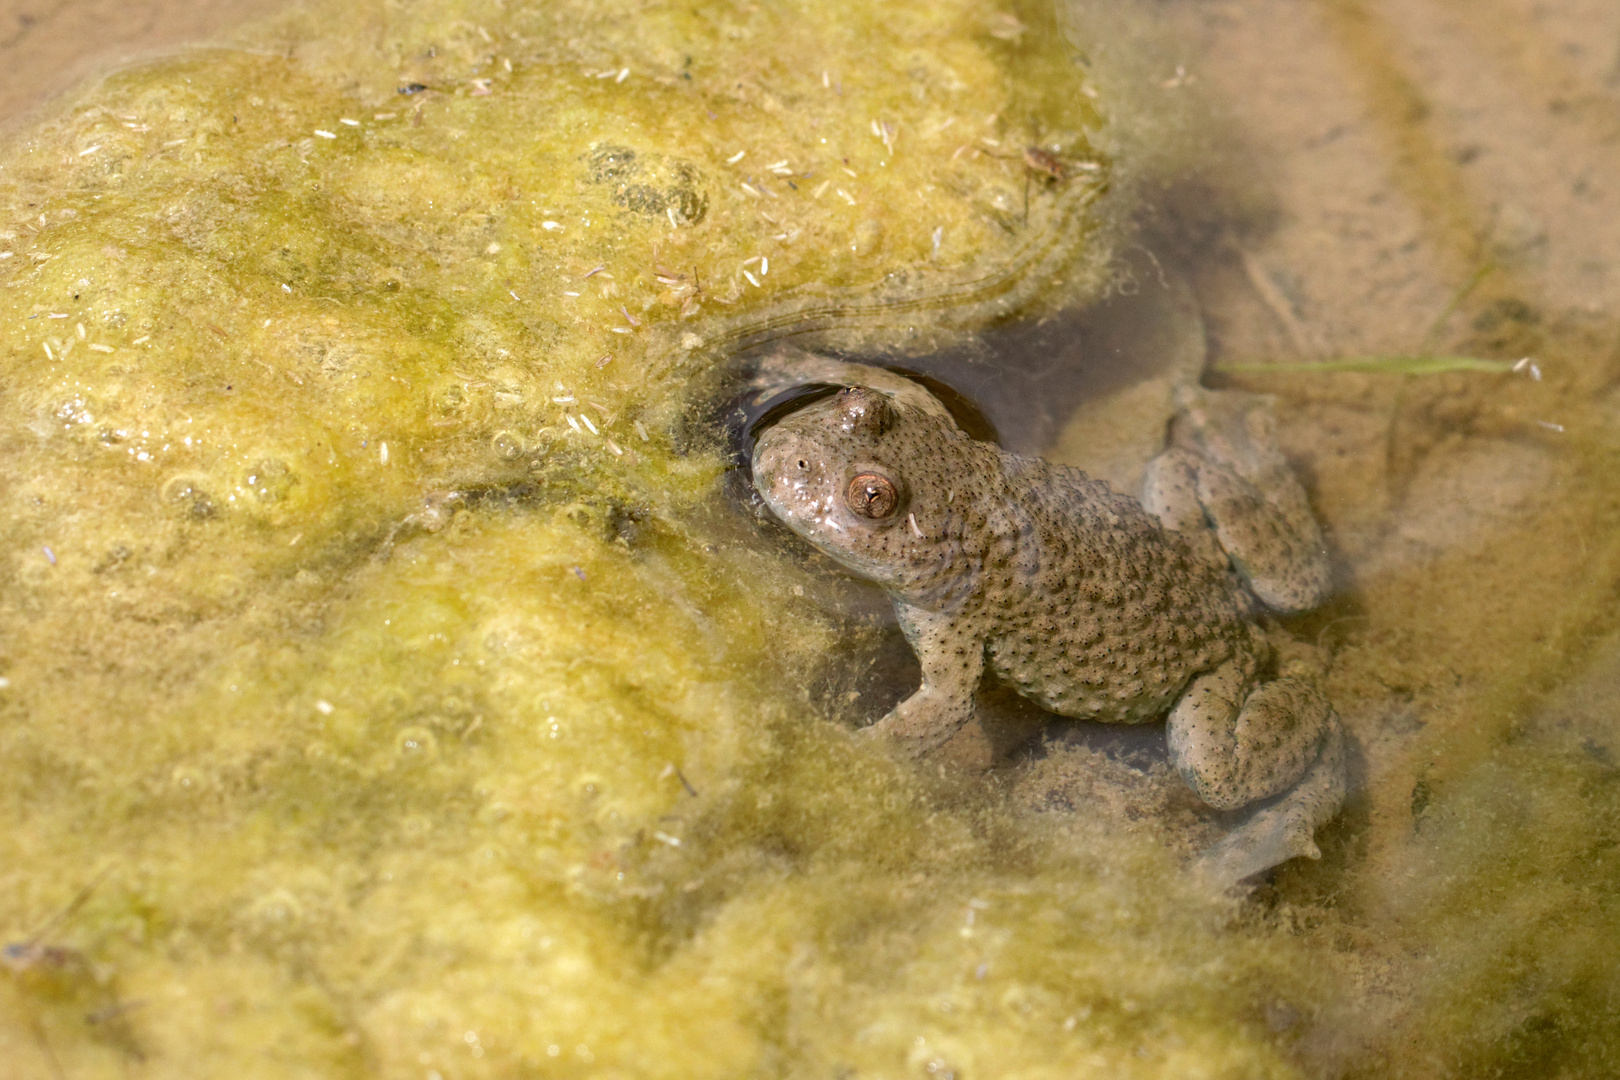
0;1;1326;1076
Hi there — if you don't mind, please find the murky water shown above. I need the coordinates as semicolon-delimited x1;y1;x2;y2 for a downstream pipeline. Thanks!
2;1;1618;1077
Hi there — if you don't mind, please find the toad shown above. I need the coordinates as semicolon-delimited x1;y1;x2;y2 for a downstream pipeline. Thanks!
752;377;1346;884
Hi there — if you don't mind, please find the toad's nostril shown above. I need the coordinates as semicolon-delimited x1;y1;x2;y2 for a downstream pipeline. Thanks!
797;460;808;470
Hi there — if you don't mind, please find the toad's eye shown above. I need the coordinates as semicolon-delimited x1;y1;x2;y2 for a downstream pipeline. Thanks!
846;472;900;519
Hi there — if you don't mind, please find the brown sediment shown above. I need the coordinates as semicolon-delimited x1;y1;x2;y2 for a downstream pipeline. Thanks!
1151;1;1620;1073
0;0;277;134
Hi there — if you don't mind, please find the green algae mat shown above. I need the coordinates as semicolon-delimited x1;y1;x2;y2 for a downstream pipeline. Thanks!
4;1;1618;1078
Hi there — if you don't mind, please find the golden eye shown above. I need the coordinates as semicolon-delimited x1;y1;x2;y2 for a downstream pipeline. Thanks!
846;473;899;519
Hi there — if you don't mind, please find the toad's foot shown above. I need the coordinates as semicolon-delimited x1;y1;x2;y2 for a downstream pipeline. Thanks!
1142;386;1331;612
1195;720;1348;887
1168;654;1345;883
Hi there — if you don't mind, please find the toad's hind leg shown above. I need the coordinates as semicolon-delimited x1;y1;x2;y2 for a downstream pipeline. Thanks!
1167;662;1328;809
1167;660;1346;882
1141;387;1332;613
1197;721;1347;886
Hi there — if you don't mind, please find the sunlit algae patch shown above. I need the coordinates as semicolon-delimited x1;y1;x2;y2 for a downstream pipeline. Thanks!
0;1;1328;1077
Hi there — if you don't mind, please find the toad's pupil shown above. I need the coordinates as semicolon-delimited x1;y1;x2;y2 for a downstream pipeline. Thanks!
847;473;898;518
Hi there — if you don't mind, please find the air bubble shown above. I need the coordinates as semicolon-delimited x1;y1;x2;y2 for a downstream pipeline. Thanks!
170;764;208;791
395;726;438;761
435;384;468;414
160;474;217;520
491;430;525;460
244;457;295;503
244;889;304;940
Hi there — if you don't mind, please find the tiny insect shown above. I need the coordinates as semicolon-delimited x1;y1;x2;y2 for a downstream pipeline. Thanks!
2;941;86;977
1021;146;1065;181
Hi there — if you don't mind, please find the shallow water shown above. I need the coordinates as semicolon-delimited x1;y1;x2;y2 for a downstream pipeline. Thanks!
2;1;1619;1077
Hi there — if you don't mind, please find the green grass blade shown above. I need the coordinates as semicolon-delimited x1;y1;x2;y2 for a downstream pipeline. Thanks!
1212;355;1519;376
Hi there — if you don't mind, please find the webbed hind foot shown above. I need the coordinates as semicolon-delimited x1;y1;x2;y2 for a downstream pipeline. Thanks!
1194;721;1348;888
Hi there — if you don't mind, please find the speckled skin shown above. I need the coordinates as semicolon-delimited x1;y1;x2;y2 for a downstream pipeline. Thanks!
753;385;1347;882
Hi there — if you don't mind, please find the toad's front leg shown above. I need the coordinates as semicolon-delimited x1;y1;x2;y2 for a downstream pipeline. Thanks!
864;602;986;757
